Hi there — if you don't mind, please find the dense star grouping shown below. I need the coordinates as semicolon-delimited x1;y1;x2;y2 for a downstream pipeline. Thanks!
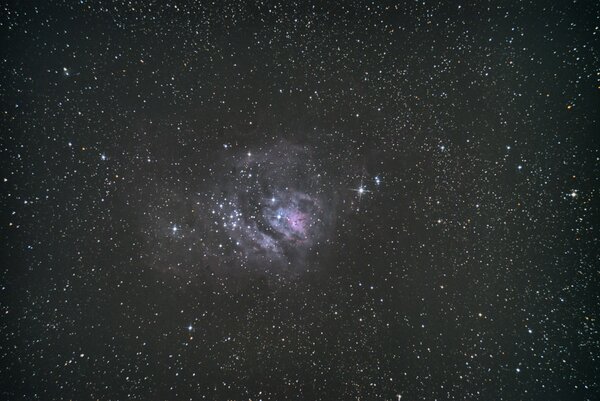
1;0;598;400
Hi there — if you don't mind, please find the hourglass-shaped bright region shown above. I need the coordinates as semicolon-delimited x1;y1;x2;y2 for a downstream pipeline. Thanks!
287;210;308;236
268;206;308;240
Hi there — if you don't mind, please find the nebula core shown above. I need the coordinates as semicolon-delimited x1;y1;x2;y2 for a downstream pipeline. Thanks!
208;141;335;273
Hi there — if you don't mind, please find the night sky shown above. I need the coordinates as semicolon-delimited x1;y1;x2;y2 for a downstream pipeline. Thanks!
1;1;599;400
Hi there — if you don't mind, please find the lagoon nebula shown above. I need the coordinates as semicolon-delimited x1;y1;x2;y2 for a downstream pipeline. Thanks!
208;142;335;273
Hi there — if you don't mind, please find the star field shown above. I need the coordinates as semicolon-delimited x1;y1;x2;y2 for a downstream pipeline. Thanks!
1;1;599;400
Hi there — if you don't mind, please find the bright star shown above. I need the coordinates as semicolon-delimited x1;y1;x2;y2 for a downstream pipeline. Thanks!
352;185;370;198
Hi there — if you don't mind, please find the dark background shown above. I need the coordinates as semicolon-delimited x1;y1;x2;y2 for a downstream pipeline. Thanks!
1;1;598;400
